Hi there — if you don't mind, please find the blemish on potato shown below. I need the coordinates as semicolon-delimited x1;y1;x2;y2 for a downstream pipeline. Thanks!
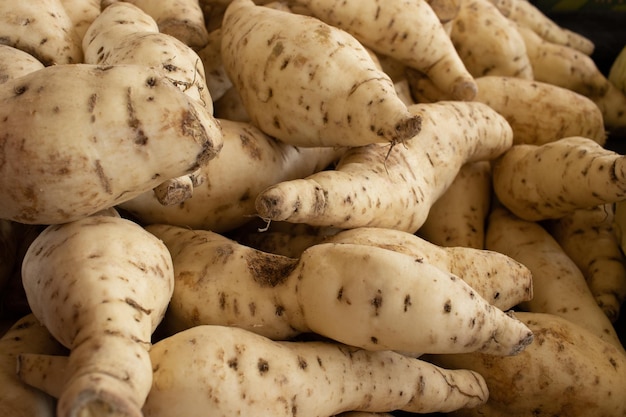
257;358;270;374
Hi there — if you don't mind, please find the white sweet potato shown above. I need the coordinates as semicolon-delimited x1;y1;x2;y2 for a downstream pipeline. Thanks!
545;204;626;323
59;0;101;41
450;0;533;79
0;63;223;224
147;224;534;356
110;0;210;49
142;325;489;416
407;73;607;146
255;101;513;233
417;161;492;249
20;214;175;417
492;136;626;222
294;0;478;101
119;119;343;233
486;205;625;353
488;0;594;54
518;25;626;133
195;28;233;102
83;2;212;110
0;314;67;417
473;76;606;145
235;223;533;311
427;312;626;417
322;226;533;311
0;45;44;84
0;0;83;65
220;0;422;148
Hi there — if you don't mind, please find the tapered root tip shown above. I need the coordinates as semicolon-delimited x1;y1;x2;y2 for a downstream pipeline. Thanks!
58;373;144;417
508;330;535;356
255;187;292;221
451;79;478;102
395;114;422;144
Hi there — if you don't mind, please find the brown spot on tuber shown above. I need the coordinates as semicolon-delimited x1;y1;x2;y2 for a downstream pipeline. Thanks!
371;290;383;316
247;251;298;287
258;358;270;374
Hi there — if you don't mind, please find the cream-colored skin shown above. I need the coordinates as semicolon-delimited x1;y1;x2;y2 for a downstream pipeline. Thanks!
486;205;625;354
120;119;343;233
237;222;533;311
428;312;626;417
83;2;212;111
473;76;606;145
323;226;533;311
20;215;175;417
294;0;477;101
220;0;421;148
143;325;489;417
417;161;492;249
488;0;594;54
0;0;83;65
255;101;513;233
545;204;626;323
59;0;101;41
450;0;533;79
147;224;534;356
518;25;626;133
0;45;44;84
407;73;607;145
108;0;210;49
196;28;233;102
492;136;626;222
0;63;223;225
517;24;604;97
0;314;67;417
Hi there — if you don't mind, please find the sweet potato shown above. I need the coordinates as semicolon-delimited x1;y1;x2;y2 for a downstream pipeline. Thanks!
0;314;67;417
545;204;626;323
106;0;210;49
142;325;489;416
294;0;477;101
486;205;625;353
0;63;223;224
417;161;492;249
235;223;533;311
518;25;626;133
0;45;44;84
407;73;607;145
322;226;533;311
0;0;83;65
83;2;212;110
255;101;513;233
450;0;533;79
427;312;626;417
472;76;606;145
147;224;534;356
220;0;421;148
20;214;175;417
491;136;626;222
59;0;101;41
488;0;594;54
195;28;233;102
119;119;343;233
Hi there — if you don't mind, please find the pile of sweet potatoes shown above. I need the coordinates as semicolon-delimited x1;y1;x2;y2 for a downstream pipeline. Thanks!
0;1;625;417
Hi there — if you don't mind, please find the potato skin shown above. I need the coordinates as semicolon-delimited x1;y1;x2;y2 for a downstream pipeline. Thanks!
220;0;421;148
429;312;626;417
0;64;223;224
